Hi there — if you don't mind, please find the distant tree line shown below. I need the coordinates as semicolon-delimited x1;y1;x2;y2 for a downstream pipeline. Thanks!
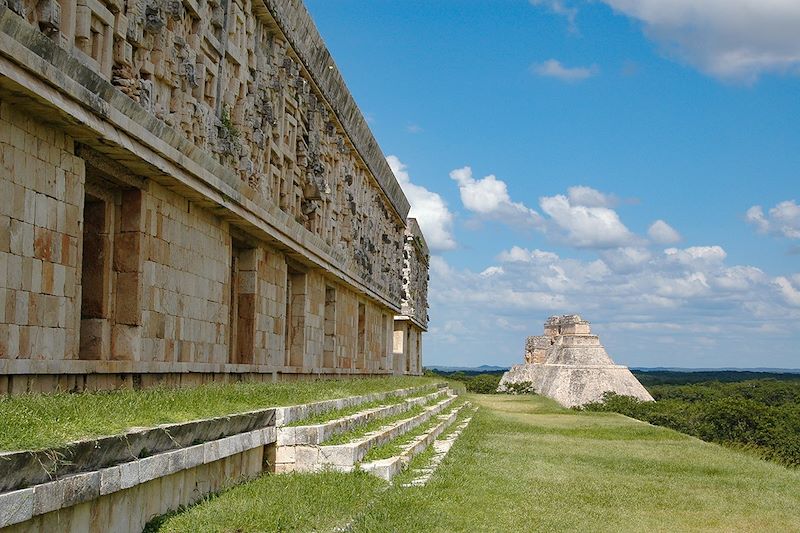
582;378;800;467
424;369;503;394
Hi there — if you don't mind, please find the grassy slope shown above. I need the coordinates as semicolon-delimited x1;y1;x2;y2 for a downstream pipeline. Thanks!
0;376;438;452
155;394;800;532
353;395;800;532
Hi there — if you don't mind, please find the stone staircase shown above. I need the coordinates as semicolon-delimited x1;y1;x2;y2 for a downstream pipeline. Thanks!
273;383;473;481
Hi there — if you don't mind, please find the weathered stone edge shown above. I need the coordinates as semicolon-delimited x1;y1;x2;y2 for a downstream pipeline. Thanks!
277;388;448;446
0;409;276;493
311;394;457;468
0;426;277;529
361;402;467;481
261;0;410;219
274;382;447;426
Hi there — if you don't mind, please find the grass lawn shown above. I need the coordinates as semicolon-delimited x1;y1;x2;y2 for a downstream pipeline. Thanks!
153;393;800;532
0;376;438;452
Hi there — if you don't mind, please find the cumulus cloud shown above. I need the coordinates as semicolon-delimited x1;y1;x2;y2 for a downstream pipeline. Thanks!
746;200;800;239
450;167;543;228
601;0;800;82
450;174;638;249
532;59;599;82
648;220;682;244
774;276;800;307
497;246;559;264
539;193;637;248
567;186;619;208
664;246;727;270
600;247;652;273
387;155;456;252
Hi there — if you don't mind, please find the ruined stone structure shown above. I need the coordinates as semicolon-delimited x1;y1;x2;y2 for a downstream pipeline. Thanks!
499;315;654;407
393;219;428;376
0;0;429;393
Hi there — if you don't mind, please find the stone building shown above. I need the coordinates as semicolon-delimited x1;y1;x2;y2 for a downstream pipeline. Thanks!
499;315;654;407
393;219;429;376
0;0;429;394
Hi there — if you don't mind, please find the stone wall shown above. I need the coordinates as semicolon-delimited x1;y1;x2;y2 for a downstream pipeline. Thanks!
0;0;426;391
399;218;429;331
0;100;84;361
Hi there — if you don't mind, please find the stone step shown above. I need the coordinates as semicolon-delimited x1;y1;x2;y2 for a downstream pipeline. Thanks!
274;383;447;427
289;394;458;473
277;388;449;448
360;402;470;481
401;409;476;487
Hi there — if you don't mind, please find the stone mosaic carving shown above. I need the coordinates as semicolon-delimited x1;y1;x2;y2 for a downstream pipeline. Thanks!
4;0;406;304
400;219;429;329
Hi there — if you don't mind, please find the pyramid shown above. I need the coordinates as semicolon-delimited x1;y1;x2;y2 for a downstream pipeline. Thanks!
498;315;654;408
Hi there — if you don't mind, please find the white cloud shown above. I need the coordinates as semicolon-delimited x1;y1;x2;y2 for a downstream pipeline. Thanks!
539;194;637;248
567;186;619;208
746;200;800;239
774;276;800;307
450;167;543;228
664;246;727;269
387;155;456;252
480;266;505;278
601;0;800;82
711;266;765;291
498;246;559;264
450;171;638;249
532;59;599;82
601;247;652;272
648;219;682;244
406;124;423;134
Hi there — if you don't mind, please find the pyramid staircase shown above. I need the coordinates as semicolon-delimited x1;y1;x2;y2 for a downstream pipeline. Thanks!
273;383;474;481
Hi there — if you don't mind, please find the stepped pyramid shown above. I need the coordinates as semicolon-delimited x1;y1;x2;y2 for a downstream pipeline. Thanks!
498;315;654;407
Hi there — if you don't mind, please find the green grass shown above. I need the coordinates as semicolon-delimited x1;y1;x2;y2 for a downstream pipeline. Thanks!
285;385;439;427
149;471;387;533
362;399;467;462
152;393;800;532
435;404;477;441
0;376;438;452
322;395;445;446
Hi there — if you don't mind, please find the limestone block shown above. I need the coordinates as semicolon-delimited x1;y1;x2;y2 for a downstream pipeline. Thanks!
318;445;356;467
120;189;143;233
31;479;64;516
113;232;141;273
99;465;122;495
115;271;142;325
79;318;109;360
138;453;170;483
0;488;33;528
61;471;101;509
203;439;221;464
276;427;295;446
183;444;205;469
275;445;295;464
111;324;141;360
118;459;140;490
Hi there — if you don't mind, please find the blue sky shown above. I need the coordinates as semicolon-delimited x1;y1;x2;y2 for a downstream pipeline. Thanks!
305;0;800;369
